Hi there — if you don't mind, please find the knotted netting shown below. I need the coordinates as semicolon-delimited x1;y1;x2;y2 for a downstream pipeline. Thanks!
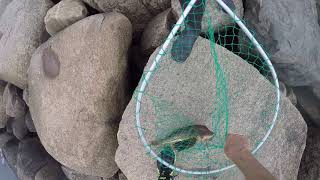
134;0;280;178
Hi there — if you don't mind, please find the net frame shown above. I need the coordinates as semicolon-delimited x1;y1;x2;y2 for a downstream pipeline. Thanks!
135;0;281;175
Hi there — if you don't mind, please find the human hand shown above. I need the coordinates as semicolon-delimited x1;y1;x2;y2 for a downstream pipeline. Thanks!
224;134;250;160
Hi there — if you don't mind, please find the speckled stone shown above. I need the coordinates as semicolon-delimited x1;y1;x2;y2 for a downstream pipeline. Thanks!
28;13;132;177
45;0;88;35
0;0;53;88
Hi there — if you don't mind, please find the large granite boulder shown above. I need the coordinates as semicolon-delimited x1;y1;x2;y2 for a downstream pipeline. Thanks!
115;38;307;180
28;13;132;177
171;0;244;33
81;0;170;33
243;0;320;87
45;0;88;36
0;0;53;88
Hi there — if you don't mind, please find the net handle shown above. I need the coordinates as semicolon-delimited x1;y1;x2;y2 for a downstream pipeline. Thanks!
135;0;281;175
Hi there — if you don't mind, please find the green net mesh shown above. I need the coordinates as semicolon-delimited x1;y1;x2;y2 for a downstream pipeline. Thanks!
134;0;279;179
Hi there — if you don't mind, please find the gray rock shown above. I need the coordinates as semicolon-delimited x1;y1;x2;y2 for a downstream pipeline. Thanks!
171;0;244;33
115;38;307;180
62;166;103;180
0;81;9;128
3;83;26;118
28;13;132;177
2;139;19;172
0;130;13;148
45;0;88;36
35;160;68;180
82;0;170;33
16;138;51;180
140;9;174;55
25;111;36;133
12;116;29;140
0;0;53;88
0;0;11;18
6;117;13;134
243;0;320;87
312;84;320;99
298;127;320;180
293;87;320;127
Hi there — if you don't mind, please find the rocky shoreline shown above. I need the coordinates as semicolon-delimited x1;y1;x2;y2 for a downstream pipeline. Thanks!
0;0;319;180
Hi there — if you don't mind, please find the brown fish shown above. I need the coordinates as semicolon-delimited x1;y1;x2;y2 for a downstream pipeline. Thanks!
151;125;214;151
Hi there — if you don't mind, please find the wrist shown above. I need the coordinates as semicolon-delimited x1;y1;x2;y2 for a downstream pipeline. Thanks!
227;148;251;162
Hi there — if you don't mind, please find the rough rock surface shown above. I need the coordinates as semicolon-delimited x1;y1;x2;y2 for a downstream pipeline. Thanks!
3;83;26;118
0;0;11;18
12;116;29;140
6;118;13;134
45;0;88;36
115;38;307;180
293;87;320;127
298;127;320;180
141;9;174;55
25;111;36;133
171;0;243;33
243;0;320;87
0;81;9;128
82;0;170;33
16;138;51;180
28;13;132;177
35;160;68;180
0;0;53;88
279;81;297;106
62;166;104;180
0;130;14;148
2;139;19;172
